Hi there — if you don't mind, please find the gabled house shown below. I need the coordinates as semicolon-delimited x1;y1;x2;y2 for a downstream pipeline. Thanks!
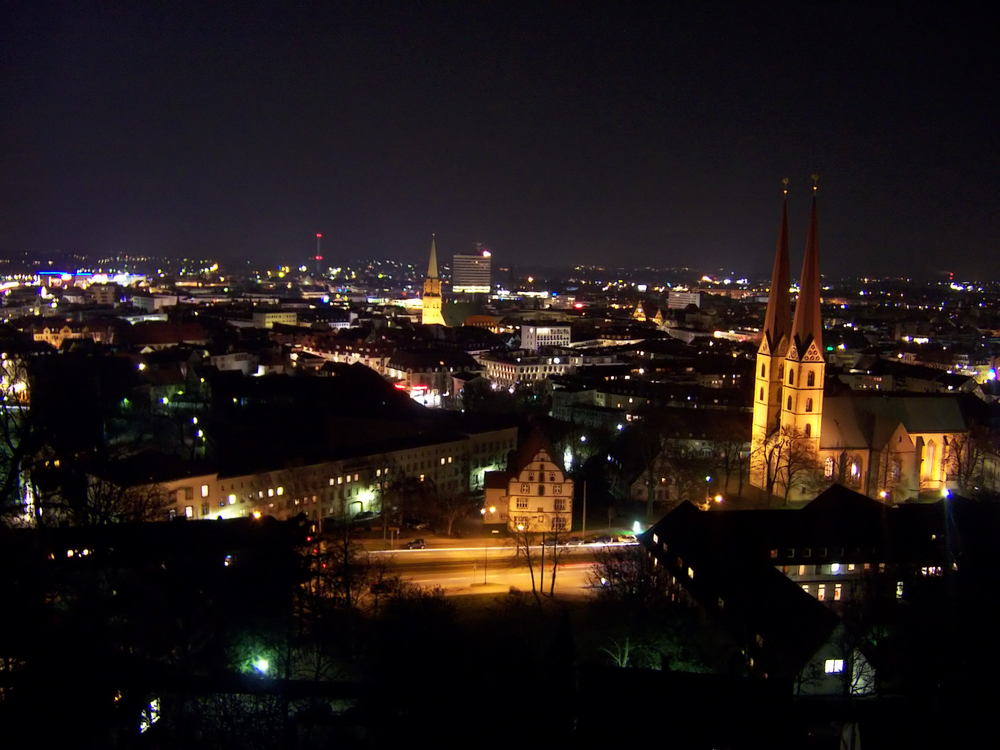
482;430;573;534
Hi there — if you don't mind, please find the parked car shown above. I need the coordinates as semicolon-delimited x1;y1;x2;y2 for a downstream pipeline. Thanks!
592;535;614;545
566;536;584;546
370;579;396;594
355;510;375;521
403;538;427;550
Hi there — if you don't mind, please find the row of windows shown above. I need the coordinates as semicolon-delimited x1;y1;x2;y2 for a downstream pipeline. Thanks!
801;582;843;601
513;498;568;511
759;363;817;387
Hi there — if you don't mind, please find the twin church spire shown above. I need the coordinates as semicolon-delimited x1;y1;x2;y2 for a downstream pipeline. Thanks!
750;179;826;493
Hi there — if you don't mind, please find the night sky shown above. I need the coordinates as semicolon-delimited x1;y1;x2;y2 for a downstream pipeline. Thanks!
2;2;997;277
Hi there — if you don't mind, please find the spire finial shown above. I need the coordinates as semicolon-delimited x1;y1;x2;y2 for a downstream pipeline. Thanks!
811;174;819;194
782;177;789;196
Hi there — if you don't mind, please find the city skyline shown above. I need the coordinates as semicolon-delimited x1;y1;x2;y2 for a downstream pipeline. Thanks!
2;3;997;277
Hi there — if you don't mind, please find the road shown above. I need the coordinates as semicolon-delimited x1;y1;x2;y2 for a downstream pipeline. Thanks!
368;542;628;598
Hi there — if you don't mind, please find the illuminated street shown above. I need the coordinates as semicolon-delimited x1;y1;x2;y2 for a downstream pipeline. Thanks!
370;542;623;598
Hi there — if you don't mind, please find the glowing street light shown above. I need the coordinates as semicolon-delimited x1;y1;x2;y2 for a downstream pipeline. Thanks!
253;657;269;674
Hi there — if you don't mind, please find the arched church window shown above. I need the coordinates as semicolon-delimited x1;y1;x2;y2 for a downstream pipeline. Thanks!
786;396;793;410
805;423;812;437
789;370;795;385
807;371;816;387
759;387;764;401
761;363;766;378
805;398;813;413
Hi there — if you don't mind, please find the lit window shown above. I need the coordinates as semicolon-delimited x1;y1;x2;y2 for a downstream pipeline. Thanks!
687;567;694;579
825;659;844;674
801;584;810;594
268;488;274;497
338;477;343;485
201;485;209;498
896;581;904;599
228;494;236;505
848;564;856;572
440;458;446;465
329;478;335;485
831;563;841;574
824;458;834;478
185;505;193;518
834;584;842;601
376;469;381;478
277;487;284;495
817;584;826;601
419;474;425;481
346;474;352;483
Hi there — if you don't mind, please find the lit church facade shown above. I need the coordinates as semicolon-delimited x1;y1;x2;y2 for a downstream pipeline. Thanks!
750;188;965;502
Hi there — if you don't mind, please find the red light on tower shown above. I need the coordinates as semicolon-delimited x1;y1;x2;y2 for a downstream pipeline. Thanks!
316;234;322;238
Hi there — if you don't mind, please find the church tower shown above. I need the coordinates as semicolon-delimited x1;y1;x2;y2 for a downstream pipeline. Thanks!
750;185;793;489
421;234;446;326
780;186;825;453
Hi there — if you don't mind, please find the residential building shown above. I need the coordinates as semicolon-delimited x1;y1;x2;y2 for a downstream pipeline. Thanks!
641;485;951;695
521;324;571;351
482;430;573;534
253;310;298;329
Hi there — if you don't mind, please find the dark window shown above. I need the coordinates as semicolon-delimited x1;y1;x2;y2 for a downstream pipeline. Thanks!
787;396;792;410
807;371;816;387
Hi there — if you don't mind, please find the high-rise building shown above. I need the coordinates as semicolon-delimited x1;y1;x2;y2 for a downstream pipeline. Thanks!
421;235;446;326
452;244;492;294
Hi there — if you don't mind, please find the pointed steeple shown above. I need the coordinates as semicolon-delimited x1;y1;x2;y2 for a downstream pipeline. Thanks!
427;234;439;279
791;191;823;354
761;183;792;351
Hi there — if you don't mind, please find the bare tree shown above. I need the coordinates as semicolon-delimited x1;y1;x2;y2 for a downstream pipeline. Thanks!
710;412;751;498
0;353;40;525
431;486;478;537
70;476;169;525
779;426;826;503
508;516;541;601
750;426;785;498
946;425;994;493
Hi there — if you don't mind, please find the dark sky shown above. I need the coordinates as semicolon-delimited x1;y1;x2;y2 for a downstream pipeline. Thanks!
2;2;997;278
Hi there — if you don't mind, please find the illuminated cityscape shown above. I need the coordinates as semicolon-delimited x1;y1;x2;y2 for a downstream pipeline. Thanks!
1;3;997;747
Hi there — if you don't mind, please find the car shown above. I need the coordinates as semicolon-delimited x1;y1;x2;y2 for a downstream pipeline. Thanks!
592;535;614;545
566;536;584;546
370;580;396;594
541;538;566;547
355;510;375;521
403;538;427;550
